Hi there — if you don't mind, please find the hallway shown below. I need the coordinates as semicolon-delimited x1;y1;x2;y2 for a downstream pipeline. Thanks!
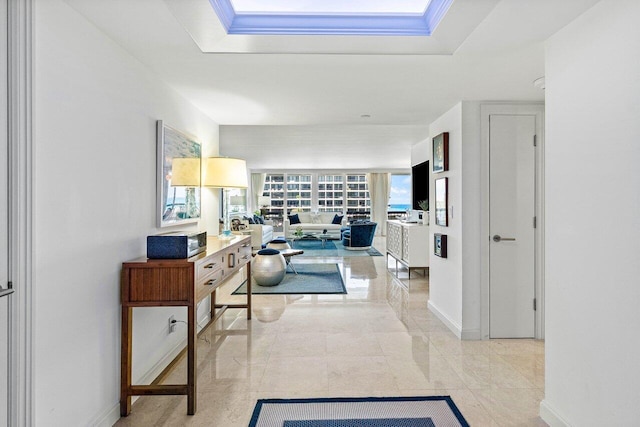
116;237;545;426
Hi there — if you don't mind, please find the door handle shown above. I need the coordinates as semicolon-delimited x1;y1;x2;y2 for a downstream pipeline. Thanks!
0;282;14;298
0;288;14;298
493;235;516;242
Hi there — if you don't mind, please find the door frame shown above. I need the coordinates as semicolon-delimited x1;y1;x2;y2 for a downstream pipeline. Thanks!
480;103;545;340
7;0;35;425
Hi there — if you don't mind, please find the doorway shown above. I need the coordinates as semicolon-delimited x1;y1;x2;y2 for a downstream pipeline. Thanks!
481;104;545;340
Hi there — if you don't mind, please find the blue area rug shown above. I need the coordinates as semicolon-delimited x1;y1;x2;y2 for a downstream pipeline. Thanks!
249;396;469;427
291;239;338;250
289;239;383;257
232;263;346;295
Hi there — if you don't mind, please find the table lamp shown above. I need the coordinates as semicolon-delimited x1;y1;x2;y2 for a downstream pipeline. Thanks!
203;157;248;239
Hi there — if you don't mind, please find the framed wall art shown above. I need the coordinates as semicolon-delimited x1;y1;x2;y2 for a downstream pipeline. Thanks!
434;233;448;258
435;177;448;226
432;132;449;173
157;120;202;227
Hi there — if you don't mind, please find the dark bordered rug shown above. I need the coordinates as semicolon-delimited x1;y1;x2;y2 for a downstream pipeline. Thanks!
249;396;469;427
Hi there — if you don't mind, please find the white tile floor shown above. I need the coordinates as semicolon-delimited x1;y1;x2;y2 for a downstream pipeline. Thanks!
116;237;546;426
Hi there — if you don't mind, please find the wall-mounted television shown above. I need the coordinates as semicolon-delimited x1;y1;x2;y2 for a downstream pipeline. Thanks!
412;160;429;211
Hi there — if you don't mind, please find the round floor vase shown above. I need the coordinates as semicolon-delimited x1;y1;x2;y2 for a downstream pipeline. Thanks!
252;249;286;286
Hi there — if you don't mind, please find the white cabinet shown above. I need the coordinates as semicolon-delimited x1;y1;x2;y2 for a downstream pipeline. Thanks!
387;221;402;259
386;220;429;277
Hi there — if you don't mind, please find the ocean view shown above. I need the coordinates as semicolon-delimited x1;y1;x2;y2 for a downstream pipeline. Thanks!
388;204;411;212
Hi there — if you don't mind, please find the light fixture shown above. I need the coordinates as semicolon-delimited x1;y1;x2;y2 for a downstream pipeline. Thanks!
170;158;201;219
203;157;248;240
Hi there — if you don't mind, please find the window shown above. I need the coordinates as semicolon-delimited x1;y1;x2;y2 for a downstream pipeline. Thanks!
260;172;371;228
286;174;312;211
389;174;411;220
263;174;285;220
318;175;344;212
346;174;370;221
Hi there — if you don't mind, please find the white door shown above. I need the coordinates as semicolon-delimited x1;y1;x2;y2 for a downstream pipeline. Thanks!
489;115;536;338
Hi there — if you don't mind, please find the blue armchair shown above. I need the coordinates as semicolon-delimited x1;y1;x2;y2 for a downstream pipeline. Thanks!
342;222;377;250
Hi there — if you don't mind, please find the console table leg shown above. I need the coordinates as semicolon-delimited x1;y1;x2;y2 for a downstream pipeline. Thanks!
246;262;252;320
187;304;197;415
120;307;132;416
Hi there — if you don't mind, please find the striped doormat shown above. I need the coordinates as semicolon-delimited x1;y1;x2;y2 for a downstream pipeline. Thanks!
249;396;469;427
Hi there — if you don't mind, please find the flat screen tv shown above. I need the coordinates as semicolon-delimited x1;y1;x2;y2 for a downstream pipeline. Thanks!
412;160;429;211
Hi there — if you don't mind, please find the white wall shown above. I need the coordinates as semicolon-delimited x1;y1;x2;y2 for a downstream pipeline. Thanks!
34;1;220;425
410;139;429;167
542;1;640;425
427;103;464;335
460;102;482;338
426;102;484;339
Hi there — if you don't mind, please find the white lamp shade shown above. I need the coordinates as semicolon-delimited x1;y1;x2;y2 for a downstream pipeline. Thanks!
258;195;271;206
171;158;201;186
203;157;248;188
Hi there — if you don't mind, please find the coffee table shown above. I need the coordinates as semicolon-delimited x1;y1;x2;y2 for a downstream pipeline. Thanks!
290;232;331;248
278;248;304;274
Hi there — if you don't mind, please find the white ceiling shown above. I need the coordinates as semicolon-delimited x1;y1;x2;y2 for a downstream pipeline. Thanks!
64;0;599;170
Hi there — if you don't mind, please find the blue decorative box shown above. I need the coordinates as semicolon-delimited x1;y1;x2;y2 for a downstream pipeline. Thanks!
147;231;207;259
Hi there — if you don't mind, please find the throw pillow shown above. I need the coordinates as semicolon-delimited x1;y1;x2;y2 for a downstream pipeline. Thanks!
253;215;265;225
244;216;255;224
332;214;343;225
288;214;301;224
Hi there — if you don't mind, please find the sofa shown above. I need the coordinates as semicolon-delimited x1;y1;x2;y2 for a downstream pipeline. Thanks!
233;216;274;249
248;222;273;249
284;211;346;239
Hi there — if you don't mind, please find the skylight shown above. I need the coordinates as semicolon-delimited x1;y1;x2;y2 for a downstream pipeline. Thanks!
209;0;453;36
230;0;432;15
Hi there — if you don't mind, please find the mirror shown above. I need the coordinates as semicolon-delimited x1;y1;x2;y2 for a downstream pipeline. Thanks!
156;120;201;227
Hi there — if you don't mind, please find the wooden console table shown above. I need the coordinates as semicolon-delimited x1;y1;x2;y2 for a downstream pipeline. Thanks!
120;235;252;416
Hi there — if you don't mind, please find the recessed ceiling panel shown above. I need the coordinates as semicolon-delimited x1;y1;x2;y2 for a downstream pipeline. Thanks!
164;0;502;54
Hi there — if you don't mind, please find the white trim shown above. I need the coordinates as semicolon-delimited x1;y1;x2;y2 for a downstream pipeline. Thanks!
460;328;481;340
540;400;571;427
427;300;461;339
479;103;545;340
7;0;35;425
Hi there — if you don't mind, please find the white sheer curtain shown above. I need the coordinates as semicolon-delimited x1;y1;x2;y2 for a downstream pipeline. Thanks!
368;173;390;236
250;173;266;214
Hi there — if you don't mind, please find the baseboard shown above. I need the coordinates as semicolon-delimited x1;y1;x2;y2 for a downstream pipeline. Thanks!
427;300;462;339
89;402;121;427
461;328;481;340
540;400;571;427
92;312;212;426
